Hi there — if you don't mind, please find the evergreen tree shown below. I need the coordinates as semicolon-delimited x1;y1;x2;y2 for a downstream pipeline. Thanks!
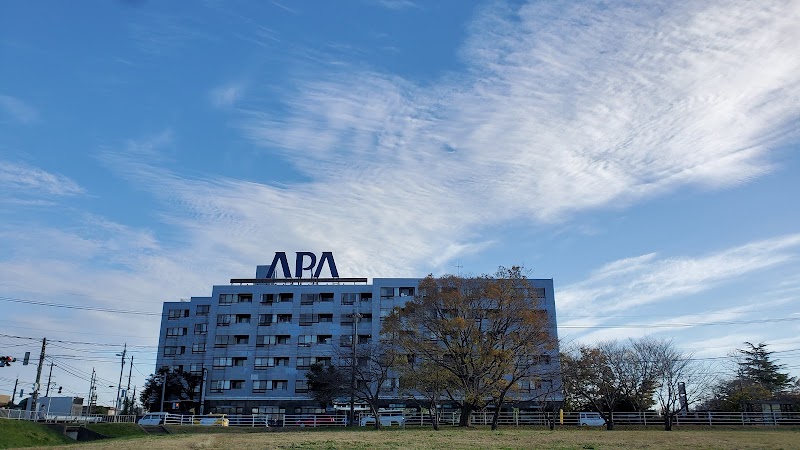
738;342;793;394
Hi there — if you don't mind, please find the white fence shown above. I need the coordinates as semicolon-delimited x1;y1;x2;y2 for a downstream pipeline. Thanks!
2;408;799;427
0;408;137;423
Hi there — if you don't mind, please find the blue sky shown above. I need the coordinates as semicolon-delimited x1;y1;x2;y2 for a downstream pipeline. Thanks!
2;0;799;406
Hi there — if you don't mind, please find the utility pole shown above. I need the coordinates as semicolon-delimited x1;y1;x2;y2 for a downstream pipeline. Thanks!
115;343;127;414
124;355;133;414
88;368;96;415
11;377;18;403
45;361;54;396
348;312;362;427
159;368;168;413
30;337;46;419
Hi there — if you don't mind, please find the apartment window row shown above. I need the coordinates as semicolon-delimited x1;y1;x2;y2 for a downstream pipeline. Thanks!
163;346;186;356
166;327;187;337
379;287;415;299
296;356;331;369
254;357;290;369
252;380;288;392
210;379;245;391
219;293;253;305
215;335;250;347
260;293;295;304
518;379;553;392
195;323;208;335
299;313;333;326
341;313;373;325
339;334;372;347
298;334;332;346
196;305;210;316
217;314;252;326
167;309;189;319
340;292;372;305
212;356;248;368
300;292;335;305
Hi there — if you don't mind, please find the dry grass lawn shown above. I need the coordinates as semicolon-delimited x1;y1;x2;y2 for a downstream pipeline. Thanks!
18;426;800;450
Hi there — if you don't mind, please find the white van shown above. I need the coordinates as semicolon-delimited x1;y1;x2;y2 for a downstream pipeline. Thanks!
579;412;606;426
137;412;172;426
360;409;405;427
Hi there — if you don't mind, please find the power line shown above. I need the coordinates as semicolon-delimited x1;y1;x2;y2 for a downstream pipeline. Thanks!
0;295;161;316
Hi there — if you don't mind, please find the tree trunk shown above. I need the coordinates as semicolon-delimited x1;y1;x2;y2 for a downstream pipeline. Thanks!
490;408;500;431
458;404;473;427
663;414;672;431
429;400;440;431
606;417;614;431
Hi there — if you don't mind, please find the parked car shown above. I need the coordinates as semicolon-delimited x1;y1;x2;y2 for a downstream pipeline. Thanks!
360;409;405;427
137;412;171;426
579;412;606;426
196;414;229;426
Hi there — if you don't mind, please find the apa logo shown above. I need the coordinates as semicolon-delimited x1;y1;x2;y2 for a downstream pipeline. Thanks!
264;252;339;278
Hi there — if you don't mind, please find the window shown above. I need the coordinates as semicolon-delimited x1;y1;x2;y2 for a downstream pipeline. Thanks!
192;343;206;353
237;294;252;303
235;314;251;324
295;380;309;393
360;293;372;302
380;308;393;321
272;380;288;390
399;287;415;297
317;335;332;344
358;334;371;345
380;287;395;299
164;346;185;356
231;380;245;390
253;380;269;392
360;313;372;324
535;379;553;390
189;363;204;374
168;309;189;319
538;354;552;365
233;357;247;366
211;380;231;391
276;335;290;344
315;357;331;366
340;335;352;347
254;357;288;369
532;287;546;298
341;293;357;305
298;335;312;347
235;335;249;345
213;357;233;368
196;305;210;316
296;357;311;369
320;292;334;302
382;378;398;390
318;313;333;323
300;293;318;305
257;335;275;346
217;314;233;326
215;335;231;347
194;323;208;335
261;293;274;304
299;314;314;326
166;327;187;337
219;294;236;305
277;314;292;323
279;293;293;302
258;314;273;326
518;380;531;391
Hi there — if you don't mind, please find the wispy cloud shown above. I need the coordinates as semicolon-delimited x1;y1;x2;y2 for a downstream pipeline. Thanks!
0;95;38;124
210;82;245;108
0;160;84;197
558;234;800;313
375;0;419;10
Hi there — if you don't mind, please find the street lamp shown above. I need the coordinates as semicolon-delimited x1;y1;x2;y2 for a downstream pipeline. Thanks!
348;312;362;427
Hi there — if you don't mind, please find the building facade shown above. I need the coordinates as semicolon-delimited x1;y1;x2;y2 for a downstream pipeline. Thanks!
155;259;562;415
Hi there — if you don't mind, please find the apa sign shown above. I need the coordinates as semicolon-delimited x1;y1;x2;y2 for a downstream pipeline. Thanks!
262;252;339;278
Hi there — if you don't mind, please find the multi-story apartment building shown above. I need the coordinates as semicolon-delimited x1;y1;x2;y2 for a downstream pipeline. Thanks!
155;254;562;416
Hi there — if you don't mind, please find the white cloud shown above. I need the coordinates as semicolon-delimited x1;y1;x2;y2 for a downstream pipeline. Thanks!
0;160;84;197
558;234;800;313
0;95;38;124
210;82;245;108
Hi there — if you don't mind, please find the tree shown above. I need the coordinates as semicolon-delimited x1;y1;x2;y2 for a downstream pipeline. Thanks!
738;342;794;394
645;338;715;431
306;363;347;409
396;356;455;430
139;367;202;413
561;341;631;430
384;267;556;428
346;342;401;429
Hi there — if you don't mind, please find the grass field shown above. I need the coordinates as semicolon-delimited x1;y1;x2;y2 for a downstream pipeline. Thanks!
0;420;73;449
5;424;800;450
